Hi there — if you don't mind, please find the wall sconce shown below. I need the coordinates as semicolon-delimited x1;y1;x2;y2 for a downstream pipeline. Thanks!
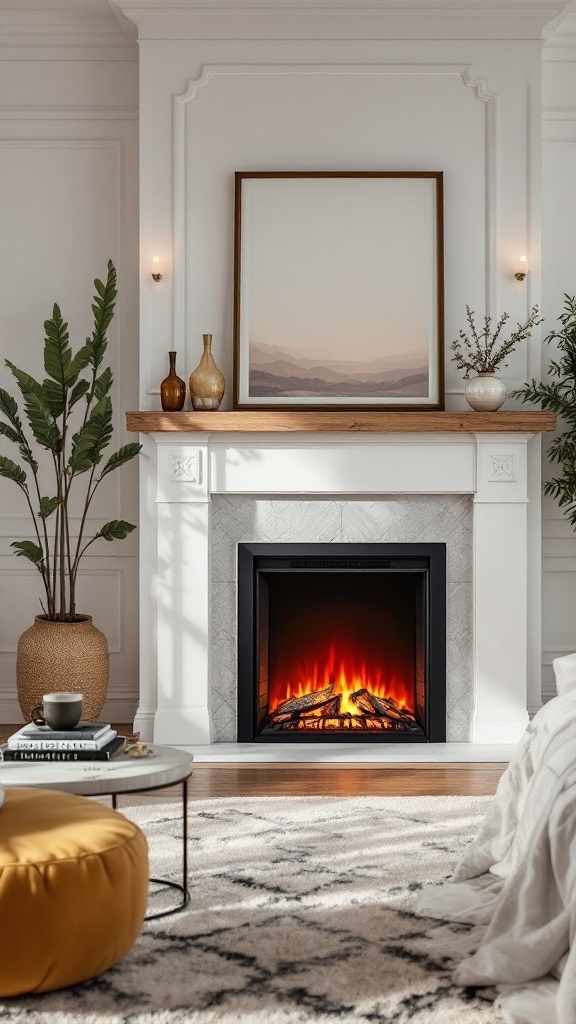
514;255;528;282
150;256;163;282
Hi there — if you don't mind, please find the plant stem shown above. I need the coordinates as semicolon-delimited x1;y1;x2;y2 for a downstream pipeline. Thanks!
52;447;63;619
59;406;73;620
52;497;59;619
70;462;97;608
59;484;66;619
21;486;51;614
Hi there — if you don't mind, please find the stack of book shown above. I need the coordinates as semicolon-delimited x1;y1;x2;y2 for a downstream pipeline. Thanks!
1;722;125;762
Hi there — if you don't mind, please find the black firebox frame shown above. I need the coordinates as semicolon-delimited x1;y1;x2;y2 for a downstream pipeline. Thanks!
237;543;446;743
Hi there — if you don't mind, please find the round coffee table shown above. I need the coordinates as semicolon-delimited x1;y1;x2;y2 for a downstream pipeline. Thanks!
0;744;193;921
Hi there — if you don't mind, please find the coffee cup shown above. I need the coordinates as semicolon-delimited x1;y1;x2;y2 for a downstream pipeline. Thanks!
31;693;83;731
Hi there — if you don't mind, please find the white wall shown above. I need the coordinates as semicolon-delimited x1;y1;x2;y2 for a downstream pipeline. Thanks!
127;10;552;413
116;0;564;717
1;0;573;723
0;4;140;723
542;11;576;700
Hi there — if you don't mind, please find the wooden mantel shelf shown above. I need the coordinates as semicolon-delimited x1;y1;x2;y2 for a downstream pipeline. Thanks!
126;410;556;434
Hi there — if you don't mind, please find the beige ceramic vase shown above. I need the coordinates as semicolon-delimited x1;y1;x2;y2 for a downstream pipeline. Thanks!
189;333;225;410
464;372;507;412
16;615;109;722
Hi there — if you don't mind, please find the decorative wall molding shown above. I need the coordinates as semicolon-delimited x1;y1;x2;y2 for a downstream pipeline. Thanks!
169;453;199;482
171;61;497;390
462;67;497;314
0;10;137;55
543;10;576;58
543;108;576;120
543;557;576;570
115;0;566;42
543;645;576;665
543;131;576;144
156;440;208;502
0;107;137;121
0;101;140;718
489;454;516;481
0;135;127;525
0;569;123;654
118;0;565;11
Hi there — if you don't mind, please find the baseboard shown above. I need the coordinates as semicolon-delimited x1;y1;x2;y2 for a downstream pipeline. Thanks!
472;707;530;744
0;697;22;724
101;697;139;725
154;705;213;745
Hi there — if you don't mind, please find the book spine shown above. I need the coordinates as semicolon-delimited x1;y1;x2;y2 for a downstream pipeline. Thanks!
2;739;123;762
8;730;116;751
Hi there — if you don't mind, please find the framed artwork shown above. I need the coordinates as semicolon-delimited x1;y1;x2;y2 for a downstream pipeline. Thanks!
233;171;444;411
231;169;444;409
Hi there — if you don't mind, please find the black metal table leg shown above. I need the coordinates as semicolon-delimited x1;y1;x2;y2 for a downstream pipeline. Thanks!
112;777;191;921
146;776;190;920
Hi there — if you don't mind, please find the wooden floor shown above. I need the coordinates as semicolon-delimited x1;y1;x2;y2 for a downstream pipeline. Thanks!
186;762;504;797
1;724;505;797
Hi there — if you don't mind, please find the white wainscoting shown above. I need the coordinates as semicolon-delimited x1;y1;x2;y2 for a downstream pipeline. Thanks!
542;28;576;700
0;18;140;724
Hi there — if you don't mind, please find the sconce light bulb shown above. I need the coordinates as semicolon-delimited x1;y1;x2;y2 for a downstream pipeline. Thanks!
150;256;163;282
514;255;528;282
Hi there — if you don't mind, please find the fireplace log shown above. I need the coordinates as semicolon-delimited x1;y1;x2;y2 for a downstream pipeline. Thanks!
349;689;420;730
348;688;379;715
316;695;342;717
370;693;418;724
262;683;423;734
272;683;335;716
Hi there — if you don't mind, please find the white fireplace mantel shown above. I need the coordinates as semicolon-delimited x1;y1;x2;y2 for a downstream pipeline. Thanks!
130;420;549;747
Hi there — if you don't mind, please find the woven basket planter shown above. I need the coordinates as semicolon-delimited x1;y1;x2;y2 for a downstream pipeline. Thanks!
16;615;109;723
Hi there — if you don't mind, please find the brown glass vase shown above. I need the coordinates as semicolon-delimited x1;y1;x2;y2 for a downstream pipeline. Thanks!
189;334;225;410
160;351;186;411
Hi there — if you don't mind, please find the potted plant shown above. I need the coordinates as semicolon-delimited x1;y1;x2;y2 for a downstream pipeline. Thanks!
512;294;576;523
0;261;141;721
451;304;543;410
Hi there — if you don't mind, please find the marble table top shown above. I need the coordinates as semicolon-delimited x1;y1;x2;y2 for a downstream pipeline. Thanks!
0;743;193;796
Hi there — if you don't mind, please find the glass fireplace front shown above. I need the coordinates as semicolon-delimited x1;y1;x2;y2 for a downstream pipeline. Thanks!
237;543;446;743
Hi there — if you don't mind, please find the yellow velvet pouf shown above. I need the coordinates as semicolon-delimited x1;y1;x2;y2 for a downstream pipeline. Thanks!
0;786;148;997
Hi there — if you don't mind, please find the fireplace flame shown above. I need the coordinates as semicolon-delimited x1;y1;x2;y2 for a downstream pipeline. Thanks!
269;643;414;717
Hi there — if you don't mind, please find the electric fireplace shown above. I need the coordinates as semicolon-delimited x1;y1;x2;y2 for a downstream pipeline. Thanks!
237;543;446;743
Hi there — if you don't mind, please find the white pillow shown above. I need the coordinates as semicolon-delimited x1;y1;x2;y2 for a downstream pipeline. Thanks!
553;652;576;695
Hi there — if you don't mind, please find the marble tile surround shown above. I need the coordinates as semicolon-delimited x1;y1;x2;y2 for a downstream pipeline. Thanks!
210;494;474;743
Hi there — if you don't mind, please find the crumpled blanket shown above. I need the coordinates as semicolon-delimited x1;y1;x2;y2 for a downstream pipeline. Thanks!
415;653;576;1024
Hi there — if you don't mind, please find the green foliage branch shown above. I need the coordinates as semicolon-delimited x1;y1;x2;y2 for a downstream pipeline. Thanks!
0;261;141;621
451;305;543;378
512;294;576;527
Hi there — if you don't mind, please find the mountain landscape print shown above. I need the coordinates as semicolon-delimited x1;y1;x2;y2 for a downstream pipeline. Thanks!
235;173;443;407
249;342;430;399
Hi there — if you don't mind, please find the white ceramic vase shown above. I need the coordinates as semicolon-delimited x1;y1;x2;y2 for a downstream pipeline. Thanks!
464;372;507;412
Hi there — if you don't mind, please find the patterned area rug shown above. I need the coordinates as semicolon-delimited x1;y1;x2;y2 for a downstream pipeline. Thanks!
1;795;503;1024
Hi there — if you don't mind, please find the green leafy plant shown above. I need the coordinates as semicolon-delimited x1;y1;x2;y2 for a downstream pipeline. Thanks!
0;261;141;621
512;294;576;525
451;305;543;378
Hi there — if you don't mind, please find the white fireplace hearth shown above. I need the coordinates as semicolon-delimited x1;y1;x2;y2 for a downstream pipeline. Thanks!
131;419;546;748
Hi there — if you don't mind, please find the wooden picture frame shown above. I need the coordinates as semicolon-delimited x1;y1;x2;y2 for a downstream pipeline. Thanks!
233;171;444;411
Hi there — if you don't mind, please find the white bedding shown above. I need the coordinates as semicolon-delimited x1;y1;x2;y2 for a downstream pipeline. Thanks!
415;654;576;1024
